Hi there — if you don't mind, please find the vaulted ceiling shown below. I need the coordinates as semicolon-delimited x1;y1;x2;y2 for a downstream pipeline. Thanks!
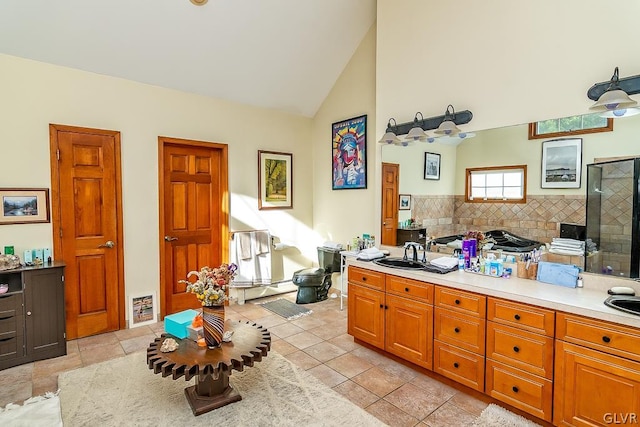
0;0;376;117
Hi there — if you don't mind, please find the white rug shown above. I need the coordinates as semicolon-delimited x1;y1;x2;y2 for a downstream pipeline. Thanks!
473;403;542;427
58;350;386;426
0;392;62;427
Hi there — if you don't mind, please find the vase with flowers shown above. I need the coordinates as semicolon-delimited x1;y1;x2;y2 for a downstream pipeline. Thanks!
180;263;237;349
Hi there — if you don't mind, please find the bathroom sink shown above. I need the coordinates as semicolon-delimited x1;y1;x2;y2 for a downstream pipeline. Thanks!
374;257;427;270
604;296;640;316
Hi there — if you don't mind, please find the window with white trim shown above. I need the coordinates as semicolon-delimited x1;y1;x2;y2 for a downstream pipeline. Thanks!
465;165;527;203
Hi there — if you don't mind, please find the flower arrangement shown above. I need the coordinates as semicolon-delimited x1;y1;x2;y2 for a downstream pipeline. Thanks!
180;263;238;306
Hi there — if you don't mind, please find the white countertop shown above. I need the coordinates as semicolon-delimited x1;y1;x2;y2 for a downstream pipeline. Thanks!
347;258;640;329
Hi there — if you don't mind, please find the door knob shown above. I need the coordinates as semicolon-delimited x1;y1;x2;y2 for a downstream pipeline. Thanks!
98;240;115;249
164;236;178;242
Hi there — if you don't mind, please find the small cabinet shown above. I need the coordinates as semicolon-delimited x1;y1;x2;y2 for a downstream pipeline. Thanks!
554;312;640;426
0;263;66;370
396;228;426;247
347;266;434;370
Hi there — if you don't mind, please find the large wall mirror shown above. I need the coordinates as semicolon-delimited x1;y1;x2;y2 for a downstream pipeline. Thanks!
380;111;640;280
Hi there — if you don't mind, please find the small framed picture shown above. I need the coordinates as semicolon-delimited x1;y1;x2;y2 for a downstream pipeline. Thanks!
541;138;582;188
399;194;411;210
128;292;157;328
424;152;441;180
258;150;293;210
0;188;50;225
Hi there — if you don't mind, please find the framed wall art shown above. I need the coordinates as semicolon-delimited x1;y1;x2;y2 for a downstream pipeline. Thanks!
0;188;50;225
332;114;367;190
399;194;411;210
258;150;293;210
424;152;441;180
541;138;582;189
128;291;157;328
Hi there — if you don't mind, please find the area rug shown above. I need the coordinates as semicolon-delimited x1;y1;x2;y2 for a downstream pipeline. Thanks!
473;403;542;426
0;392;62;427
58;350;384;426
255;298;312;320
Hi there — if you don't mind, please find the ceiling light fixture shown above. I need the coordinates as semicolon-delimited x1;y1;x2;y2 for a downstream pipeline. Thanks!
588;67;639;117
378;118;401;144
190;0;208;5
379;106;473;145
405;112;429;141
434;105;461;136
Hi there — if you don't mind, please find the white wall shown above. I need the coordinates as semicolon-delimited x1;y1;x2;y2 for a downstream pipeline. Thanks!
0;53;316;297
376;0;640;201
311;24;378;248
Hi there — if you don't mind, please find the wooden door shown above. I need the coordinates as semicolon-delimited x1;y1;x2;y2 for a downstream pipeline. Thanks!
49;124;125;340
381;163;399;246
159;137;228;317
554;341;640;426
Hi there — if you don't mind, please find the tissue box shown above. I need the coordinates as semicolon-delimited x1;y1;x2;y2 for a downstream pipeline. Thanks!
164;309;199;339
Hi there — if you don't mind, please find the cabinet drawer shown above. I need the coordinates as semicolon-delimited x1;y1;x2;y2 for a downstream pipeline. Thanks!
386;275;433;304
434;307;485;354
557;312;640;363
486;322;554;379
435;287;486;317
0;333;23;361
486;360;552;422
0;294;20;312
434;340;485;392
348;266;385;291
487;297;554;336
0;314;19;335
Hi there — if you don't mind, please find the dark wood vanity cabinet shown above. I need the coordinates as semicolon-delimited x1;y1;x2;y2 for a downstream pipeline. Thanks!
396;227;426;246
0;263;66;370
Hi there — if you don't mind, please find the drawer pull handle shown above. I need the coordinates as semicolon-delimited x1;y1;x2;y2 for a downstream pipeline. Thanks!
454;299;461;305
362;277;367;281
512;386;519;393
514;314;521;320
513;346;520;353
454;327;460;333
379;304;383;309
453;362;459;368
385;305;388;310
602;336;611;343
405;287;409;292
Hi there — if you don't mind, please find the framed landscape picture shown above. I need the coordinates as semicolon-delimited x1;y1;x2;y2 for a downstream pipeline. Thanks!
541;138;582;188
258;150;293;210
0;188;50;225
332;115;367;190
399;194;411;210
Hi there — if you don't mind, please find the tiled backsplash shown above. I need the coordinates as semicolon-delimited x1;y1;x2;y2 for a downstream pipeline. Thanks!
411;195;586;243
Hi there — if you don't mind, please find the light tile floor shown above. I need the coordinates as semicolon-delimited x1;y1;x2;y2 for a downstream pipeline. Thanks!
0;291;495;426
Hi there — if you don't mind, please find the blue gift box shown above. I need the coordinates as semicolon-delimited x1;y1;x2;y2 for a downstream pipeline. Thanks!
164;309;199;339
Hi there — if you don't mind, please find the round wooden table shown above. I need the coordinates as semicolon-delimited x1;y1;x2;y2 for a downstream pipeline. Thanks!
147;320;271;416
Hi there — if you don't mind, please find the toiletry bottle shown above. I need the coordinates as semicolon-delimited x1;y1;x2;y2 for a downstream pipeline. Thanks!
458;254;465;270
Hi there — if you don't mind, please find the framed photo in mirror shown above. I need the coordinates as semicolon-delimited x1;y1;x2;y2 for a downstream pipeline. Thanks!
541;138;582;189
424;152;441;180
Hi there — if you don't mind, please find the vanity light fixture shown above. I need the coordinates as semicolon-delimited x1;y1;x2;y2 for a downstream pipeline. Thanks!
588;67;639;116
378;106;473;145
378;118;401;144
434;105;461;136
405;112;430;141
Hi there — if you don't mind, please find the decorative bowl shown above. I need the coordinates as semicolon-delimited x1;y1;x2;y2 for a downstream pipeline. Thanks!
0;284;8;294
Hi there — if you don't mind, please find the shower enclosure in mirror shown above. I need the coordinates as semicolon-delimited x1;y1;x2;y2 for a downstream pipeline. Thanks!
586;158;640;278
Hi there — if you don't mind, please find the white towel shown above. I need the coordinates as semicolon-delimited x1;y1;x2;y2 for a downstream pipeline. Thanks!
255;231;270;255
238;232;253;260
430;257;459;270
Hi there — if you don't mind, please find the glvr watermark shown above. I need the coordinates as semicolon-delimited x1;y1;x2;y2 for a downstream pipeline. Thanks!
604;413;638;424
